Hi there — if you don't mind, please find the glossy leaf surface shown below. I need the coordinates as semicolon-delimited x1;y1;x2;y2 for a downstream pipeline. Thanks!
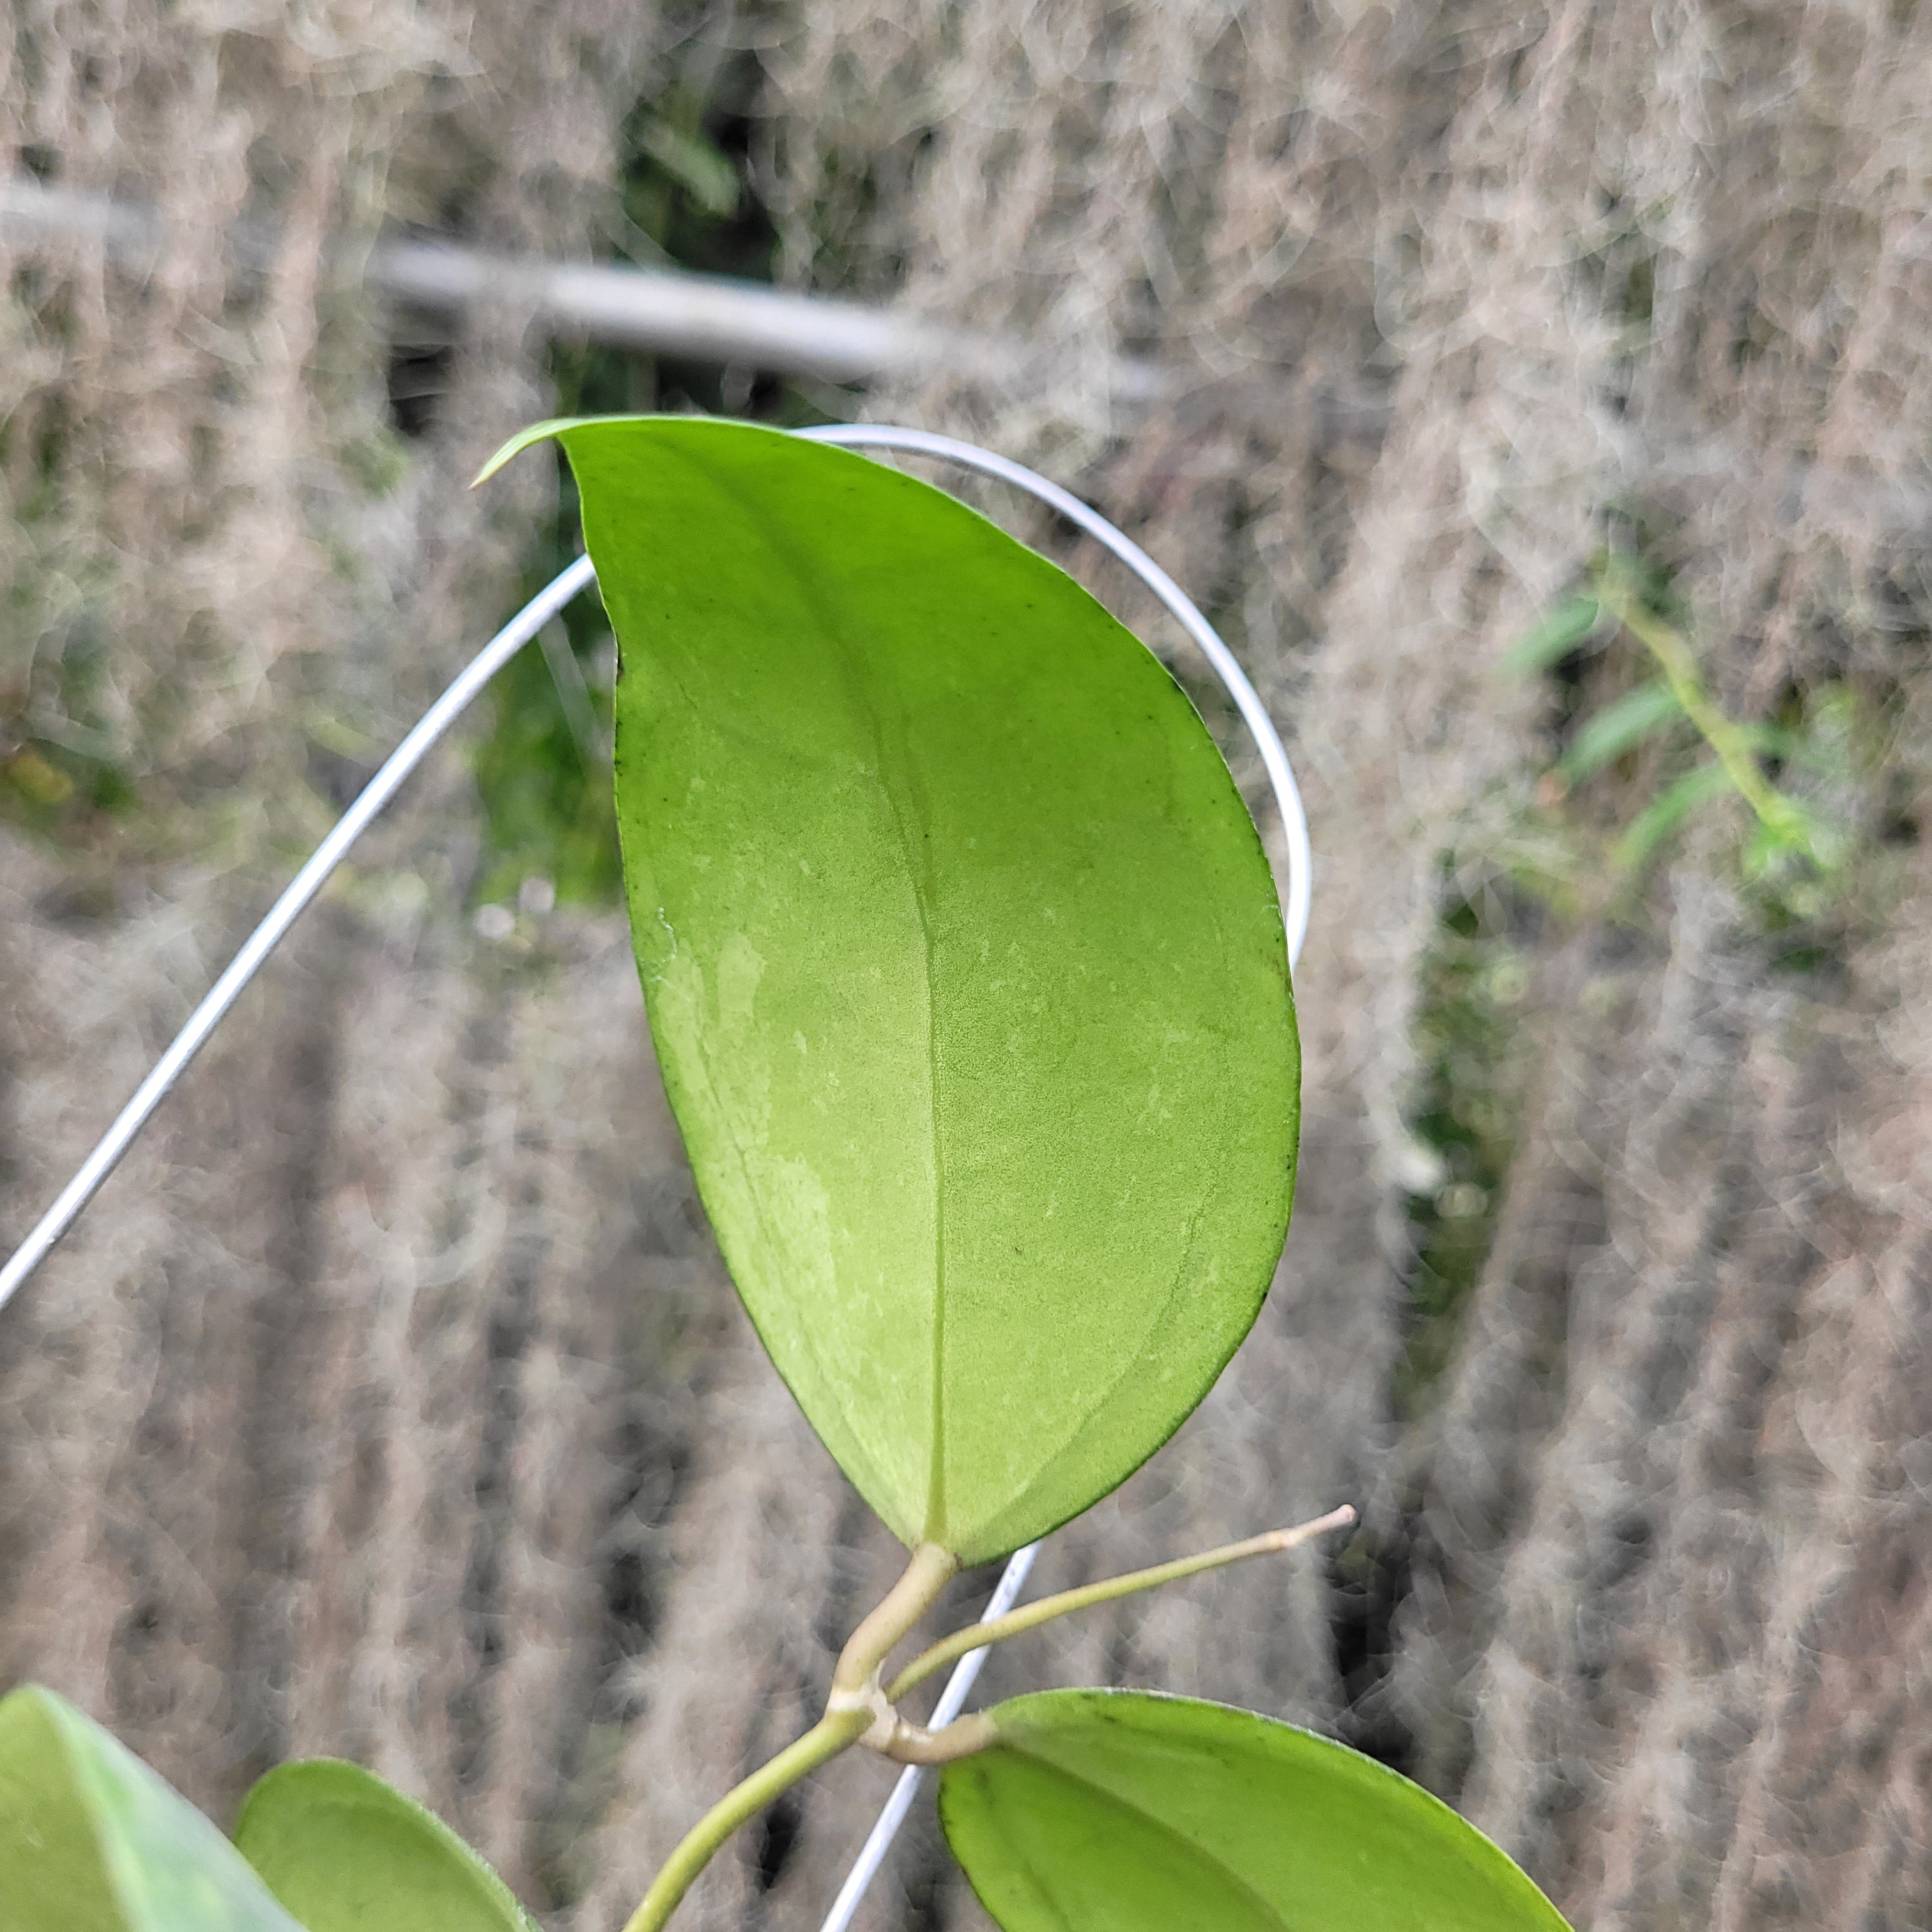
482;416;1299;1563
234;1759;536;1932
940;1690;1572;1932
0;1685;303;1932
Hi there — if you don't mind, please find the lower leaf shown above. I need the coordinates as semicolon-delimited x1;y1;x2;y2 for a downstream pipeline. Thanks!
939;1688;1572;1932
0;1684;304;1932
233;1759;537;1932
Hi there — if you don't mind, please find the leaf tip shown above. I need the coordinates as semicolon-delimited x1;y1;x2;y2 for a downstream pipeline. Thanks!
1273;1501;1356;1550
470;417;579;489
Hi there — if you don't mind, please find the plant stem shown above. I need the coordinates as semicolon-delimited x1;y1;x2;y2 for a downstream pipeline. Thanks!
618;1544;956;1932
876;1709;999;1763
1595;562;1811;848
885;1504;1356;1703
619;1708;871;1932
831;1542;958;1693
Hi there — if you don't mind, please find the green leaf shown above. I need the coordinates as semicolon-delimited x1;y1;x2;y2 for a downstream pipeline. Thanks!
1499;594;1602;677
940;1689;1572;1932
633;116;741;218
1611;758;1735;873
1556;678;1684;785
233;1759;537;1932
481;416;1298;1564
0;1684;305;1932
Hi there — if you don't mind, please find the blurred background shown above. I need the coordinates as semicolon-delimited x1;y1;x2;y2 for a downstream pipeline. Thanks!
3;3;1929;1926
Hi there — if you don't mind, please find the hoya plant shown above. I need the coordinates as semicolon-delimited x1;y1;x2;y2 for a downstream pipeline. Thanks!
0;419;1570;1932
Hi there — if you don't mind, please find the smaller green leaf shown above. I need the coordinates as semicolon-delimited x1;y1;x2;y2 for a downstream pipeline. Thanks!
1736;720;1813;769
1611;758;1735;873
940;1689;1570;1932
1556;678;1684;785
1499;595;1602;677
0;1684;304;1932
1743;818;1793;878
233;1760;537;1932
633;116;741;217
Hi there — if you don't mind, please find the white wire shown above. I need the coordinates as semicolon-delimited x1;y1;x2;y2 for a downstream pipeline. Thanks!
795;425;1313;963
818;1541;1039;1932
0;553;597;1315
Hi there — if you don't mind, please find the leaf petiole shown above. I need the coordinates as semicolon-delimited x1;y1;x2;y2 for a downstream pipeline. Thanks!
885;1505;1356;1703
831;1542;958;1694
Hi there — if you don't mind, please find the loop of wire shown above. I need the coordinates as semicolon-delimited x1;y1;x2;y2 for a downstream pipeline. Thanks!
0;425;1312;1929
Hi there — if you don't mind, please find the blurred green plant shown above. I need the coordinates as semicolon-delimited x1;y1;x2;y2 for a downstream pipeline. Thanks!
468;43;848;922
0;579;137;842
1384;545;1894;1446
1503;551;1867;927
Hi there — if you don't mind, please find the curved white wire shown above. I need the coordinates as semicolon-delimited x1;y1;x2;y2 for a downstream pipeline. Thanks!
0;422;1314;1931
796;424;1313;962
799;425;1308;1932
0;553;597;1315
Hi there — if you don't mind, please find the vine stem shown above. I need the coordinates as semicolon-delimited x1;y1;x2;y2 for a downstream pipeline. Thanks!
619;1544;956;1932
885;1504;1356;1703
618;1710;873;1932
616;1509;1357;1932
1595;561;1811;848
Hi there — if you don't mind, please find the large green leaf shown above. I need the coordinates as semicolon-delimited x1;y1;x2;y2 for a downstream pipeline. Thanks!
940;1690;1572;1932
481;417;1299;1563
0;1685;304;1932
233;1759;536;1932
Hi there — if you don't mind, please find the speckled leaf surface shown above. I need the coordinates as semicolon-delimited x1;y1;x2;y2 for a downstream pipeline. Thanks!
234;1759;537;1932
0;1685;304;1932
940;1690;1573;1932
482;416;1299;1563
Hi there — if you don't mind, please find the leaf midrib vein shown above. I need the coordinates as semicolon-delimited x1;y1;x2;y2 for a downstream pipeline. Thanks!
682;445;950;1541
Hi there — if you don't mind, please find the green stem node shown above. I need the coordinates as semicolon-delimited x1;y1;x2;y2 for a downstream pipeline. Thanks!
619;1542;957;1932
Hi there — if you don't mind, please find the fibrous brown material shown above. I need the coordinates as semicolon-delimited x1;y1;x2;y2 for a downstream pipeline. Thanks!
3;3;1930;1929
